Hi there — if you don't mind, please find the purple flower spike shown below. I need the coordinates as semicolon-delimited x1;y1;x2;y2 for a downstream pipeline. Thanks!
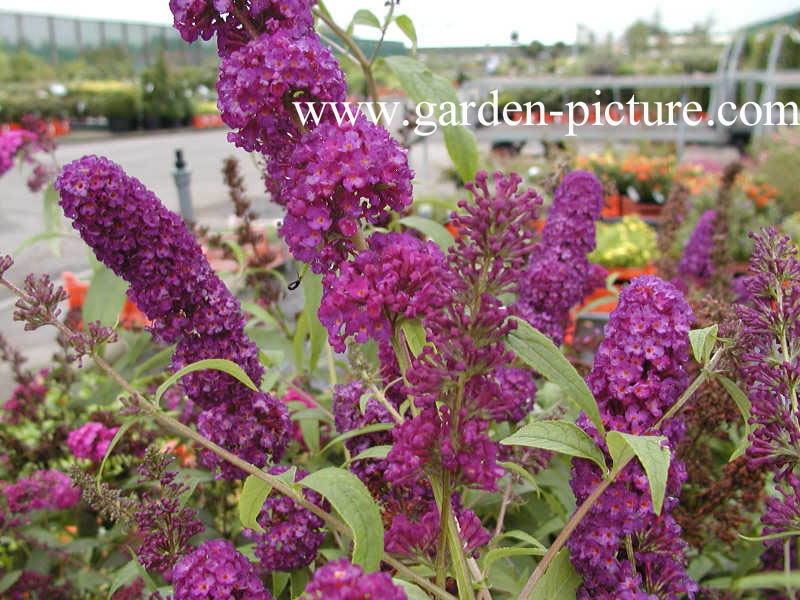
55;155;290;479
515;170;605;345
269;114;414;273
171;539;272;599
217;29;346;155
568;275;697;600
319;232;447;351
66;422;120;463
678;209;717;285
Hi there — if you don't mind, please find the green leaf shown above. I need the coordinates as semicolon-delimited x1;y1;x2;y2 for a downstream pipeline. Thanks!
43;182;63;254
606;431;670;515
505;317;605;436
497;460;540;494
688;324;718;364
132;344;174;379
705;571;800;591
442;125;480;187
0;572;22;594
133;560;158;593
272;571;290;598
483;547;547;572
716;375;752;461
384;56;478;184
393;15;417;53
301;467;384;572
501;420;607;473
497;529;547;550
14;232;75;255
154;359;259;405
239;474;272;533
529;547;581;600
241;300;278;329
222;239;246;273
107;560;139;599
346;445;392;465
302;271;326;372
352;8;381;28
290;567;310;599
392;579;429;600
398;215;455;252
83;265;129;327
321;423;394;453
293;311;309;371
97;419;138;483
400;318;428;357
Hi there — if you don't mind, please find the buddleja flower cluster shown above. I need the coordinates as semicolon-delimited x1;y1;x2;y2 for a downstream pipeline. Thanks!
678;209;717;286
0;116;59;191
735;228;800;573
319;232;448;351
66;421;120;463
2;469;80;513
386;172;543;492
515;170;605;345
55;155;290;479
569;275;698;599
178;0;413;273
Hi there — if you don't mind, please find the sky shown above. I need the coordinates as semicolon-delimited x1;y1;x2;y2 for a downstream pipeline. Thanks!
0;0;798;46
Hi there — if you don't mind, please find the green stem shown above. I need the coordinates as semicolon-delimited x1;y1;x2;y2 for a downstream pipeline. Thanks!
432;475;475;600
369;0;396;66
311;6;381;110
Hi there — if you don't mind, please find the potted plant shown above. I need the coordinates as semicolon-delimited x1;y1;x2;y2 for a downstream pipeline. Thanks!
103;90;139;133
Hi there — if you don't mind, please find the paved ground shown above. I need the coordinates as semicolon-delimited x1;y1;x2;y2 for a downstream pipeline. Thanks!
0;126;740;397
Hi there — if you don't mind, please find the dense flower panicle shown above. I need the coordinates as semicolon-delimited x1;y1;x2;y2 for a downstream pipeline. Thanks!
66;422;120;462
385;172;542;491
171;539;272;599
451;171;543;296
4;469;80;512
170;0;314;54
568;276;696;600
734;229;800;579
301;558;407;600
0;130;35;177
270;115;414;272
217;29;346;154
319;232;447;351
56;156;289;478
493;367;537;423
678;210;717;285
3;571;71;600
244;466;327;571
541;170;604;257
736;228;800;478
384;492;490;558
585;276;693;437
515;170;604;345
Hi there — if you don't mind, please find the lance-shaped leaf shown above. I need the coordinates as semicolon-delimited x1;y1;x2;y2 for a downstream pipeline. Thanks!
501;420;607;473
301;467;384;572
606;431;671;515
505;317;605;437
